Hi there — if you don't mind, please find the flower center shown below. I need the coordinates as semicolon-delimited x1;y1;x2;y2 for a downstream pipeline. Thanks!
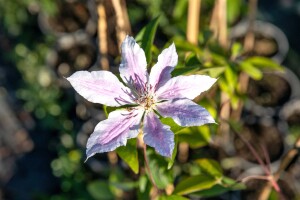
138;94;154;110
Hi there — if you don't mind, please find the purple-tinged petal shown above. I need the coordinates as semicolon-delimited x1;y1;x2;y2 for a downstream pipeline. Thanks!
155;75;217;100
86;108;143;160
149;43;178;91
119;36;148;90
156;99;215;127
143;111;174;157
67;71;135;107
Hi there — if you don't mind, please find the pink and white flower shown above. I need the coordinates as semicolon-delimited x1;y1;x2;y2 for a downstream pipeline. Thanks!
67;36;216;159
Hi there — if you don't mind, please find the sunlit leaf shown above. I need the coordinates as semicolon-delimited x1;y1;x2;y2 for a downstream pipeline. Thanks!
227;0;242;25
116;138;139;174
160;117;187;134
230;42;243;59
174;174;217;195
191;177;246;198
245;56;283;71
221;177;246;190
135;16;160;64
224;64;238;92
173;37;202;54
177;126;211;149
195;159;223;178
239;62;263;80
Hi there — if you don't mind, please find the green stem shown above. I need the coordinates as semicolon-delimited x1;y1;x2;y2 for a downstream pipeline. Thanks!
143;143;158;190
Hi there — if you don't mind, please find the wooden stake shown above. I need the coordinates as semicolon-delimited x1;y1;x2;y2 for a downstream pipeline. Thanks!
97;1;109;70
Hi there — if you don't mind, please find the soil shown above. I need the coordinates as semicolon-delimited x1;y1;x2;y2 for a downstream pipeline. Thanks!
235;34;278;58
247;73;291;107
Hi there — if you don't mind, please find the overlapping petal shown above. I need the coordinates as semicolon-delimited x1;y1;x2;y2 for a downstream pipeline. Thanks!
67;71;134;107
155;75;217;100
149;43;178;91
156;98;215;127
143;111;174;157
120;36;148;89
86;108;143;160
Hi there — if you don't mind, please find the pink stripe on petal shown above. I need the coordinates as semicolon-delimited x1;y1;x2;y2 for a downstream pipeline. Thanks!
149;43;178;91
155;75;217;101
143;111;174;157
67;71;134;107
119;36;148;90
156;99;215;127
86;108;143;160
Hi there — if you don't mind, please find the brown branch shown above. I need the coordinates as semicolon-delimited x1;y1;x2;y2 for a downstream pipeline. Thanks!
258;136;300;200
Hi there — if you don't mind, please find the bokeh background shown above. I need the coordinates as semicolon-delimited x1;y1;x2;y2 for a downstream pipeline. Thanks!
0;0;300;199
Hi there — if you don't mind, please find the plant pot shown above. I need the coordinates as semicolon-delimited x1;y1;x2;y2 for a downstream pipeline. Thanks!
230;20;289;63
234;117;285;164
245;68;300;116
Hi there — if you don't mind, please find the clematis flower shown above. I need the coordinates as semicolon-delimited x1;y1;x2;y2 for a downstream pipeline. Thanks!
67;36;216;160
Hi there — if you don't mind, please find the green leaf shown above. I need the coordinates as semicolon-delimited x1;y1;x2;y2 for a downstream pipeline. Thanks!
239;62;263;80
174;174;217;195
190;184;230;198
224;64;238;92
230;42;243;59
173;0;188;19
167;135;178;169
116;138;139;174
87;181;114;200
227;0;242;25
159;195;189;200
135;16;160;64
245;56;283;71
221;177;246;190
160;117;187;134
103;105;118;118
190;177;246;198
196;66;226;78
172;66;200;76
173;37;202;54
148;149;173;189
195;159;223;178
177;126;211;148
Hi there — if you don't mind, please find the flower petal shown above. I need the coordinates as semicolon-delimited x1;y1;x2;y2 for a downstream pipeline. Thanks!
156;99;215;127
149;43;178;91
155;75;217;100
86;108;143;160
143;111;174;157
67;71;134;107
119;36;148;89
